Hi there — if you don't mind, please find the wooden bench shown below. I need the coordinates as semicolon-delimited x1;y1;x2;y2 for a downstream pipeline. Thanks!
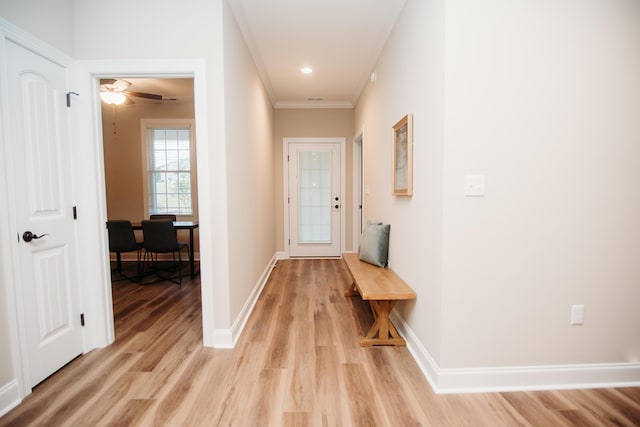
342;252;416;346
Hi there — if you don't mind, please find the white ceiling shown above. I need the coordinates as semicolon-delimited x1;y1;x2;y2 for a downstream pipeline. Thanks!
227;0;407;108
109;2;406;109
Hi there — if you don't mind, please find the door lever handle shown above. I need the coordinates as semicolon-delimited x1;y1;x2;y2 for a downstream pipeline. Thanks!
23;231;48;242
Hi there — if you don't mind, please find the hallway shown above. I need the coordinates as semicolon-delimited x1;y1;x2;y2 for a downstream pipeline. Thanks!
1;260;639;426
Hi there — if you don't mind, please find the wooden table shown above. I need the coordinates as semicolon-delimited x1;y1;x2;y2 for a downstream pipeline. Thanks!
132;221;199;279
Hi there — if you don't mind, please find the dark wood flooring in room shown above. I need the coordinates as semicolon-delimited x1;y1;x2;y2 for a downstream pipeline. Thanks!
1;259;639;426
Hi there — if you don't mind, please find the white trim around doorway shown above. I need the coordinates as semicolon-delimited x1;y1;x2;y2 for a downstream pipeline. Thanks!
73;58;219;349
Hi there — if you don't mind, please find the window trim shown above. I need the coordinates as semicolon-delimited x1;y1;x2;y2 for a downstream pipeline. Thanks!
140;118;197;220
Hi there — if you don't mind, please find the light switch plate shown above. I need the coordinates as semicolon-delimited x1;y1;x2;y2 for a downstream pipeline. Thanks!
464;175;485;196
571;304;584;325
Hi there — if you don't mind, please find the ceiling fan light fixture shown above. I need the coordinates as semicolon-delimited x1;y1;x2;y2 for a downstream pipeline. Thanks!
100;91;127;105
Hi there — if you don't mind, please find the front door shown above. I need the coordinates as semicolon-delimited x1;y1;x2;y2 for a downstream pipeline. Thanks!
5;40;83;387
288;141;342;257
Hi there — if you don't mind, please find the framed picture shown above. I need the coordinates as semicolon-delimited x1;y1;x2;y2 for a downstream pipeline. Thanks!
392;114;413;196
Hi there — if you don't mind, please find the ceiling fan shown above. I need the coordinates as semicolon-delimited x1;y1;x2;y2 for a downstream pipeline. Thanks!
99;78;175;105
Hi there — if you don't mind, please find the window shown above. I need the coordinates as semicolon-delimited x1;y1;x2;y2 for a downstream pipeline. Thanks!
141;119;196;219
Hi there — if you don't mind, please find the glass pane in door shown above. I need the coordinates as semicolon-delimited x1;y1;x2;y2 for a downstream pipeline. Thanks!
298;151;331;243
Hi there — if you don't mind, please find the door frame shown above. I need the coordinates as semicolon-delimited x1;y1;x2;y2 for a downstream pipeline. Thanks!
353;131;364;251
77;59;216;348
283;137;346;258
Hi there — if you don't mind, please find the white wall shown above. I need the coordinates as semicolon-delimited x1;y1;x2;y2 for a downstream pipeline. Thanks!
356;0;640;389
354;0;446;366
222;1;275;326
73;1;218;60
0;0;74;54
440;0;640;368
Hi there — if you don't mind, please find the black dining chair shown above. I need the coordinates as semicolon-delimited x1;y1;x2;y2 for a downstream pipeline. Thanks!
149;214;177;221
150;213;180;243
141;219;190;285
106;220;144;282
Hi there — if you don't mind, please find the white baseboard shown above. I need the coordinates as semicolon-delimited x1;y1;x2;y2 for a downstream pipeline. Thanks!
212;329;234;349
391;312;640;394
275;251;287;260
0;380;20;418
213;253;278;348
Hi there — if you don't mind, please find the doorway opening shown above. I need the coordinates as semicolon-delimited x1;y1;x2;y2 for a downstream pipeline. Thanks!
99;76;201;324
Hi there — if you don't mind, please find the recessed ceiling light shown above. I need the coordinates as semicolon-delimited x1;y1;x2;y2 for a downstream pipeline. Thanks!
301;67;313;74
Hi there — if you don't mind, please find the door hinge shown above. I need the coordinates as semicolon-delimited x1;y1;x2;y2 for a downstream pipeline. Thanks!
66;91;79;107
288;238;290;245
287;155;290;162
73;206;77;220
80;313;85;326
287;197;290;204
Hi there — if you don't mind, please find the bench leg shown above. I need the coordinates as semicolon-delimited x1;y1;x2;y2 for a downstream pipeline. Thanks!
360;300;406;347
344;281;359;297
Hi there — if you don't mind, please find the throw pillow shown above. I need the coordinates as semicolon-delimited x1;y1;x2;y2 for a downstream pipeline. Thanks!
359;222;390;267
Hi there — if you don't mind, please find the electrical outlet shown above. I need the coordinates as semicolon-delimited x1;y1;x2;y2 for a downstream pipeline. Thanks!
464;175;485;196
571;304;584;325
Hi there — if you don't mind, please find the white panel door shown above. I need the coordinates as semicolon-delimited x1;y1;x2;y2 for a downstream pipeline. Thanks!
6;40;83;387
288;142;341;257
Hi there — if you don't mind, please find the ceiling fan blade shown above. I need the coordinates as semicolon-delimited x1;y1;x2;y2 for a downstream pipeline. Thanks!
111;79;132;91
125;91;163;101
99;78;131;92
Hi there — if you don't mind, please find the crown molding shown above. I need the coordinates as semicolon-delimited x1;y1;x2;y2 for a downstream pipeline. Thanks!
274;100;353;109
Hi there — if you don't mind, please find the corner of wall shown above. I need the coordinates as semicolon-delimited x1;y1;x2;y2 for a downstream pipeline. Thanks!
213;253;278;348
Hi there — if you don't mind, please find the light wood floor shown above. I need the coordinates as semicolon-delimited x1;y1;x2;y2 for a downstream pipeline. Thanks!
2;259;639;426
